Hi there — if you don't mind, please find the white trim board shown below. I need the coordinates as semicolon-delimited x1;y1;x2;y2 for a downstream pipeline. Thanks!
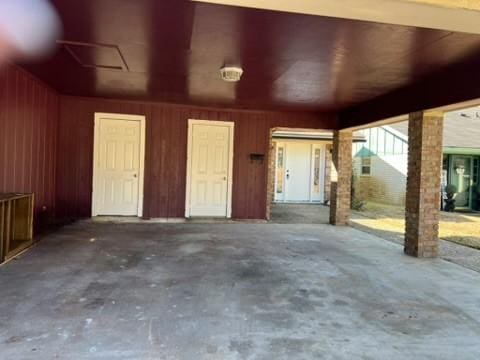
92;113;146;217
185;119;235;218
194;0;480;35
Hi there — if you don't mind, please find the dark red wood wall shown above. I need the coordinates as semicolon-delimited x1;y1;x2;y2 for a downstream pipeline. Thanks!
0;65;59;227
57;96;336;220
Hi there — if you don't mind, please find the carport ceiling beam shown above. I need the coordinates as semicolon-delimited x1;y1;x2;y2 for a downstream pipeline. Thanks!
339;55;480;128
194;0;480;35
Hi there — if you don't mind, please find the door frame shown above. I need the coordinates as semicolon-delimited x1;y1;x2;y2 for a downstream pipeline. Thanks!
185;119;235;218
92;113;146;217
273;139;327;203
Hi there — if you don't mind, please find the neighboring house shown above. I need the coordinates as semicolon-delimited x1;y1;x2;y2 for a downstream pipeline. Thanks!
353;108;480;211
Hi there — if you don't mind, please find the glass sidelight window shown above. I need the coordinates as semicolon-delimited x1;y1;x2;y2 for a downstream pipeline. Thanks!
450;156;473;208
313;148;321;194
276;146;285;194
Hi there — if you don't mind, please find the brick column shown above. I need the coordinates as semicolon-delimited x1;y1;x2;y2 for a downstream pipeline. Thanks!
266;136;276;220
324;144;333;204
404;110;444;258
330;130;352;225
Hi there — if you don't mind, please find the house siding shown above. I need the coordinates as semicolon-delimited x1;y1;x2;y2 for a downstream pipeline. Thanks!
353;126;408;206
57;96;336;220
353;155;407;205
0;64;59;230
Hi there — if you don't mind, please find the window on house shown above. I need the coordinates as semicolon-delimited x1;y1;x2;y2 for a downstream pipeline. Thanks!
442;155;449;190
361;157;371;175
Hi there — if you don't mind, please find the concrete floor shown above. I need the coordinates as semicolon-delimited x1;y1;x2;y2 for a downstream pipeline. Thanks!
270;203;329;224
271;203;480;273
1;221;480;359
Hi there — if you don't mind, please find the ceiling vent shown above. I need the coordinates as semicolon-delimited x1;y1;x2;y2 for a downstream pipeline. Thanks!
220;66;243;82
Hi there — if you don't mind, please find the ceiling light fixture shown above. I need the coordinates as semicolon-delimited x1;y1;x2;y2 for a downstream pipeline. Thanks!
220;66;243;82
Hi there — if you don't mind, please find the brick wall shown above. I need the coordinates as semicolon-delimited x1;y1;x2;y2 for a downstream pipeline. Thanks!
404;111;443;258
330;131;352;225
324;144;334;203
266;136;276;220
353;154;408;205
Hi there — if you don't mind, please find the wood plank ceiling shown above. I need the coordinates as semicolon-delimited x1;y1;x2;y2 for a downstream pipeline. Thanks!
21;0;480;118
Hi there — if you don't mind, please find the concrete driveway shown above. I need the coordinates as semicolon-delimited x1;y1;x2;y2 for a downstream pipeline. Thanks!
270;203;330;224
1;220;480;359
271;203;480;273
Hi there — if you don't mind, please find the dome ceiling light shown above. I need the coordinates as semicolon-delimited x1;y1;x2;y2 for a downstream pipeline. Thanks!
220;66;243;82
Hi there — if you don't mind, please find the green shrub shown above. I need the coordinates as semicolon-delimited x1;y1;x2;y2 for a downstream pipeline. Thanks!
351;166;365;211
445;184;457;196
444;184;457;212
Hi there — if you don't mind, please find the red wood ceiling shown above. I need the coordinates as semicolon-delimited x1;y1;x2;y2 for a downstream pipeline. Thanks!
21;0;480;115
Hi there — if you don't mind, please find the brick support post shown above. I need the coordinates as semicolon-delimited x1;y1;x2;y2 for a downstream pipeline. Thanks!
404;110;444;258
266;136;276;220
324;144;333;203
330;130;352;225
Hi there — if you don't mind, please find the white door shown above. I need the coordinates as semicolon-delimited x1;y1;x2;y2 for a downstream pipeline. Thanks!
93;115;144;216
186;120;233;217
285;142;312;201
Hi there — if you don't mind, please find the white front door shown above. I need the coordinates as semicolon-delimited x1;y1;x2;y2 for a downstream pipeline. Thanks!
285;142;312;201
186;120;234;217
93;114;145;216
274;140;326;203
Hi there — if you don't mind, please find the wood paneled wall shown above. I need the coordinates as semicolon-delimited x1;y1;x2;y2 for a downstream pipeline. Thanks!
57;96;336;220
0;65;58;228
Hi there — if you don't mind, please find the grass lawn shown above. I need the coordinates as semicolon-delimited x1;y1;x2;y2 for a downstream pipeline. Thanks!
351;202;480;250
